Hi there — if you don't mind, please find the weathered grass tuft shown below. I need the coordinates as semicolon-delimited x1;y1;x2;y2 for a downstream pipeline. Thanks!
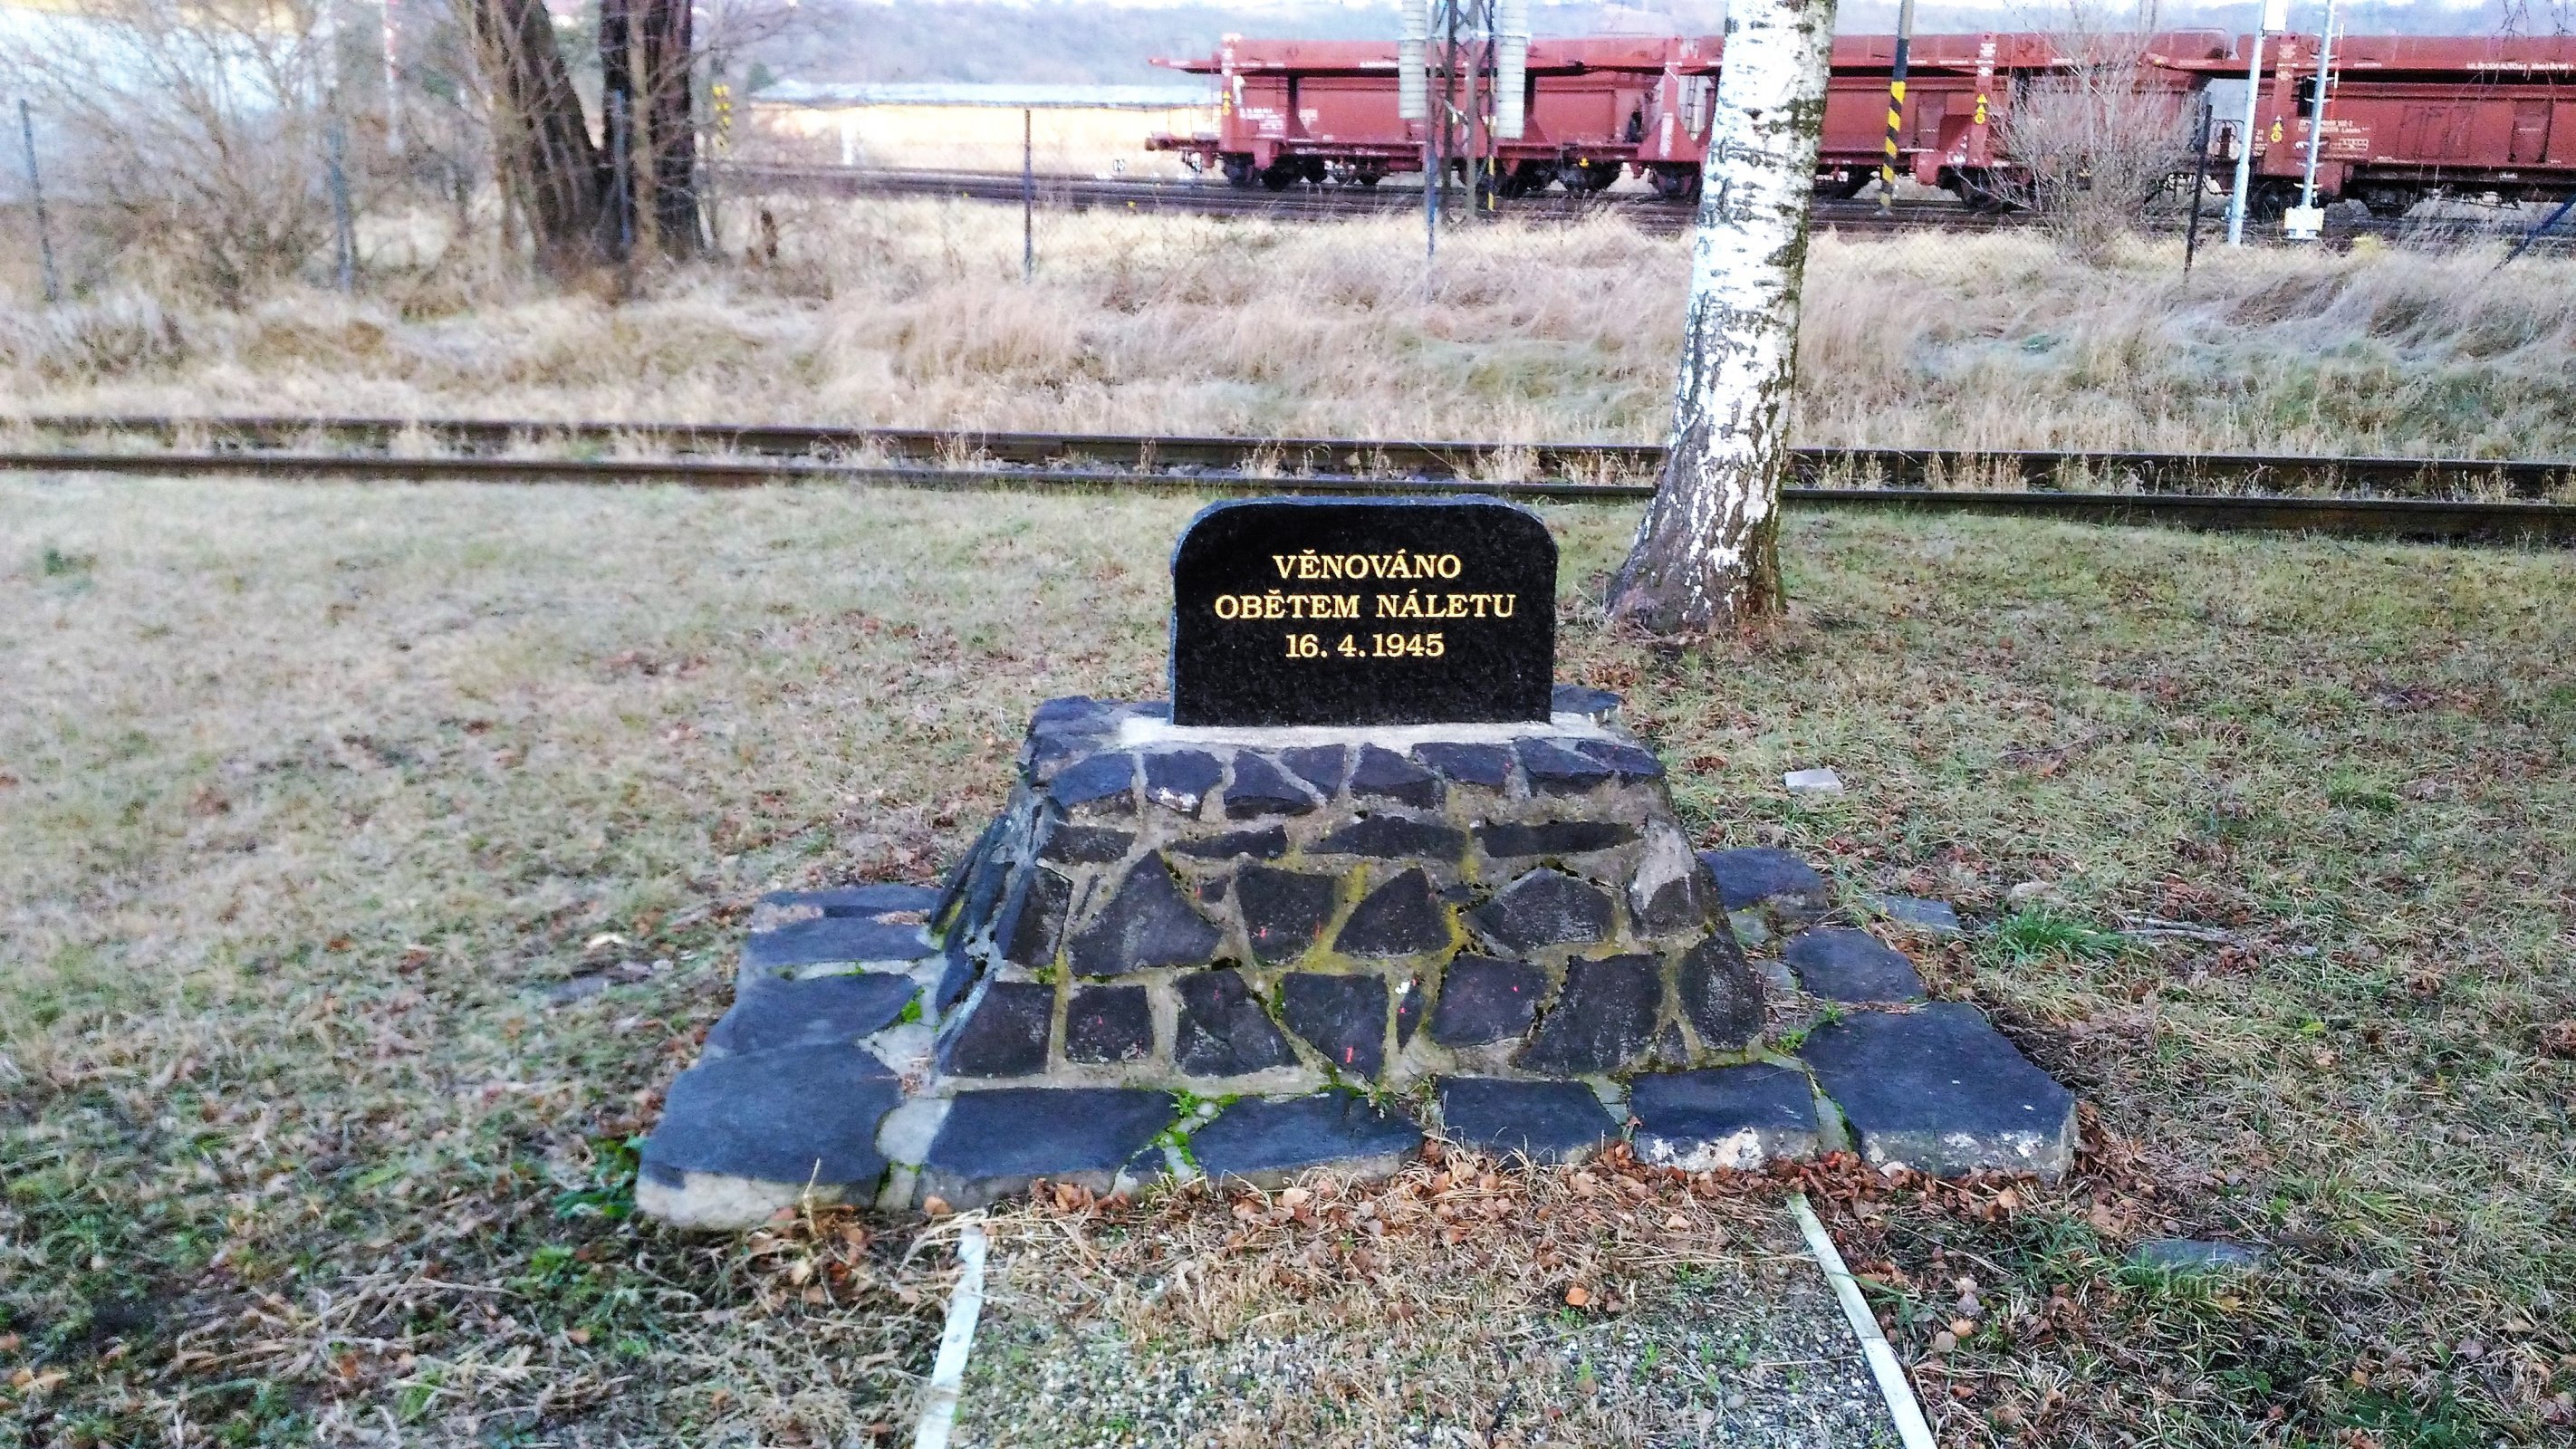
4;200;2574;459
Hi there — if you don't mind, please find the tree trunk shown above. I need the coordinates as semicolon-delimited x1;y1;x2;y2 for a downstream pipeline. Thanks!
641;0;700;254
463;0;607;274
598;0;699;259
1606;0;1837;637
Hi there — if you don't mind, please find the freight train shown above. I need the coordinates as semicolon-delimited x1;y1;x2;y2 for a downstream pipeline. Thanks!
1145;31;2576;216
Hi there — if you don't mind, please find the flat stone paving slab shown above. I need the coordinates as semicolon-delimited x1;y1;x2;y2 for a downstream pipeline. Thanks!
741;915;934;973
1434;1078;1619;1164
639;1043;903;1205
1629;1063;1822;1171
1190;1092;1423;1187
1782;927;1927;1003
1868;893;1965;936
1799;1003;2078;1178
760;884;940;916
704;972;919;1056
920;1088;1177;1210
1698;847;1831;914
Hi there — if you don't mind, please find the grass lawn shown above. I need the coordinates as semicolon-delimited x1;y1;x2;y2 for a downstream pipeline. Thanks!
3;475;2572;1446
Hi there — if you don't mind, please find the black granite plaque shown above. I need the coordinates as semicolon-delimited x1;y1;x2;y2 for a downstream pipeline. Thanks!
1168;498;1556;727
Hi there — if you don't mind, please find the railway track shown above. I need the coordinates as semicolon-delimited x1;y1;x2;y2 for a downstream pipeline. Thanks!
5;414;2572;543
717;163;2576;249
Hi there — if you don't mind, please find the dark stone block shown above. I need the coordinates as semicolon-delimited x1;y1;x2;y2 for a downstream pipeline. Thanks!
1427;955;1545;1047
935;982;1055;1078
1333;868;1452;958
1279;744;1349;797
1064;985;1155;1063
1552;685;1621;721
1783;928;1925;1003
1799;1003;2079;1177
1067;861;1225;976
1174;969;1297;1077
1143;750;1225;815
1412;742;1513;790
1170;825;1290;861
1314;814;1467;859
1024;723;1103;779
1437;1078;1618;1164
1190;1091;1424;1184
1699;847;1830;913
1515;738;1614;795
1515;955;1659;1075
1395;974;1425;1045
941;824;1015;945
1049;753;1139;814
1235;865;1340;966
1677;936;1764;1050
1282;974;1388;1079
642;1044;900;1188
761;884;942;917
1168;498;1556;728
1629;832;1718;937
1225;753;1318;819
1572;738;1664;782
1349;745;1442;809
933;818;1004;932
1035;821;1135;866
706;973;919;1057
1629;1064;1820;1170
932;950;977;1015
1475;820;1639;859
995;867;1073;969
921;1088;1175;1206
744;916;932;973
1467;868;1614;953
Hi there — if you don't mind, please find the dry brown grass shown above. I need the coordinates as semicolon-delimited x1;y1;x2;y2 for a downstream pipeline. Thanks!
5;476;2572;1445
3;201;2572;459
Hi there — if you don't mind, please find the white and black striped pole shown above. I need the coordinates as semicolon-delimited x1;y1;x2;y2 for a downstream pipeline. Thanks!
1876;0;1914;213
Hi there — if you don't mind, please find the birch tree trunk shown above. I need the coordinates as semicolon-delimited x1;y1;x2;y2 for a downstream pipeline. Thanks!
1607;0;1838;635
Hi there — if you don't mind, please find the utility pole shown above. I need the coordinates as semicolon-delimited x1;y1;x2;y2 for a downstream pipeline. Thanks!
2185;95;2215;273
380;0;402;155
2228;0;2288;245
317;0;358;288
17;99;60;304
2297;0;2338;212
1022;108;1034;282
1876;0;1915;212
1401;0;1432;264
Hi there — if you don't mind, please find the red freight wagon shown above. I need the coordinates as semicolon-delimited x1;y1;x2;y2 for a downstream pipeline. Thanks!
1636;32;2226;204
2173;34;2576;216
1147;35;1671;191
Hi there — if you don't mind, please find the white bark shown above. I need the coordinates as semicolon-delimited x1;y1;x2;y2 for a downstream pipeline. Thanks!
1609;0;1837;634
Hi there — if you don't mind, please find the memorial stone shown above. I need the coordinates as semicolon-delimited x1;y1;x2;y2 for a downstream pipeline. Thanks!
639;495;2081;1225
1168;498;1555;726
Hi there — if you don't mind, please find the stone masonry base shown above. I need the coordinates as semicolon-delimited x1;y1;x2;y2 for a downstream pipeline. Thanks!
638;696;2079;1227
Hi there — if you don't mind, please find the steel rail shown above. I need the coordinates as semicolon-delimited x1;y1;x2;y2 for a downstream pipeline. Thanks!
716;163;2576;249
14;414;2574;498
5;447;2571;543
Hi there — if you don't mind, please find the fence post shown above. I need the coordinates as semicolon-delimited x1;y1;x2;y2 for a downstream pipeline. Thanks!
17;99;61;303
327;116;357;291
2184;99;2214;274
